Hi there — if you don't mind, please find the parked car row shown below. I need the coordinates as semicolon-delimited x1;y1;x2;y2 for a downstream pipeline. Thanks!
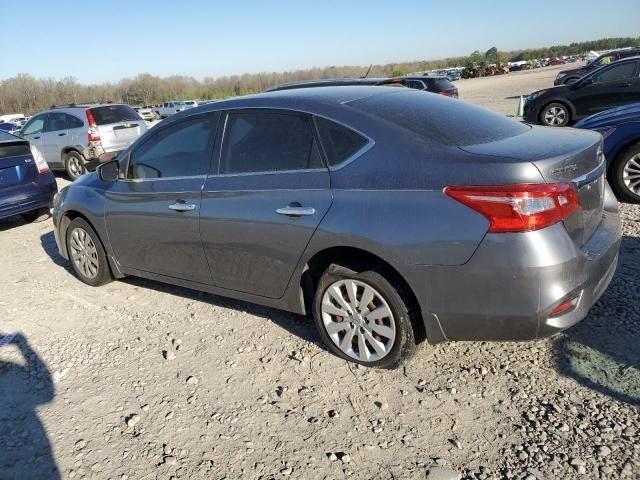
521;49;640;203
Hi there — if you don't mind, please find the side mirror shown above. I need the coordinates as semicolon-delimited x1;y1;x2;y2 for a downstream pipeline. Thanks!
98;160;119;182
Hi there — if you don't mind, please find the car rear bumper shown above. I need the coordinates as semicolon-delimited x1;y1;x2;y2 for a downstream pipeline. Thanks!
0;172;57;219
414;202;621;342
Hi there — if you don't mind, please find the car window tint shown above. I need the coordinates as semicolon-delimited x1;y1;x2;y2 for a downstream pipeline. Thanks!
220;111;323;174
315;117;369;167
65;114;84;129
127;114;217;179
90;105;140;125
22;115;45;135
593;62;637;83
45;112;67;132
352;90;529;146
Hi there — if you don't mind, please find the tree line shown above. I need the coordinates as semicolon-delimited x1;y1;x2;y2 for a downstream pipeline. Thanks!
1;36;639;116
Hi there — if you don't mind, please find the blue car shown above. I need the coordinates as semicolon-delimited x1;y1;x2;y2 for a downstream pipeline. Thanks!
0;131;57;222
574;102;640;203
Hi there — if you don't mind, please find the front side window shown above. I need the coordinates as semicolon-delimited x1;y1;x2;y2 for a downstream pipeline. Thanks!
592;62;638;83
127;114;218;179
220;111;323;174
22;114;46;135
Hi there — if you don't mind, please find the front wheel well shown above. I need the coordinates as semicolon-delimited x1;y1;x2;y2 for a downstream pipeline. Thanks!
539;100;574;123
300;246;426;343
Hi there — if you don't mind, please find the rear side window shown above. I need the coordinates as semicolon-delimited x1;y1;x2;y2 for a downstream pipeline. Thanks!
315;117;368;167
351;90;529;146
45;112;67;132
0;142;30;158
593;62;638;83
66;114;84;129
220;111;323;174
90;105;141;125
127;114;218;179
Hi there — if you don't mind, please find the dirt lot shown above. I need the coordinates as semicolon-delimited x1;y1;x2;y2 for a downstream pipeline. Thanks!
1;65;639;480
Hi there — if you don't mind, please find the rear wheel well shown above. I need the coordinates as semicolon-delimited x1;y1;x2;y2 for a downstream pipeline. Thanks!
300;247;426;343
60;147;84;162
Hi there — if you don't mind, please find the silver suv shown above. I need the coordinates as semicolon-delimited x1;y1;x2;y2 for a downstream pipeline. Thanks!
20;104;148;180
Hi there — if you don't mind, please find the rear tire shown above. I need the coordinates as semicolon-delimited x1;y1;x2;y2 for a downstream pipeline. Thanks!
313;263;416;369
540;102;570;127
21;207;50;223
65;218;112;286
65;151;86;180
610;143;640;204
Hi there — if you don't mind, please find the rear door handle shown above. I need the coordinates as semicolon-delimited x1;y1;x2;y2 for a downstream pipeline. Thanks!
276;206;316;217
168;202;196;212
33;136;40;140
58;132;67;136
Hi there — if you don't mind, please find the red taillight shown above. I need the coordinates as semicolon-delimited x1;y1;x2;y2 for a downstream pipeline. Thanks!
85;109;101;142
444;183;580;233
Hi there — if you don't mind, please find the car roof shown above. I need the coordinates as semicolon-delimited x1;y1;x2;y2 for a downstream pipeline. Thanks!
237;85;409;106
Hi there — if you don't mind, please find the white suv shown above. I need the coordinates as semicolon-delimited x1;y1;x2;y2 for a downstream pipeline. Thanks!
20;104;147;180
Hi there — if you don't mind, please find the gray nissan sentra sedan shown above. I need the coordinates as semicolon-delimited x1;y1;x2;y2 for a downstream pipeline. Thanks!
52;86;621;369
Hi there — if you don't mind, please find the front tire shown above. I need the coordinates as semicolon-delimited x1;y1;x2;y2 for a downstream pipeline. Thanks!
65;151;86;180
65;218;112;286
540;102;570;127
21;207;50;223
313;263;416;369
610;143;640;204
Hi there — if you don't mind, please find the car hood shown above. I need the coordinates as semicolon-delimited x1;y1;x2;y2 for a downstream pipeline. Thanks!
559;66;585;76
574;102;640;129
531;84;569;98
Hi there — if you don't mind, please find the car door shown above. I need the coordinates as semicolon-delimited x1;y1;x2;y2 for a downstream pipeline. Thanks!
20;113;47;152
104;112;219;284
200;109;332;299
571;61;640;117
41;112;69;165
65;112;86;149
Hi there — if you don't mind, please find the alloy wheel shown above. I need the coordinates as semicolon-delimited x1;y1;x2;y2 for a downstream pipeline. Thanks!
69;227;100;279
320;279;396;362
68;155;83;179
544;106;567;126
623;154;640;196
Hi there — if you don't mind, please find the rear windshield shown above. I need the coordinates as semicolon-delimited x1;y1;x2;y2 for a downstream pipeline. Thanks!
0;142;30;158
351;91;529;146
89;105;141;125
429;78;454;91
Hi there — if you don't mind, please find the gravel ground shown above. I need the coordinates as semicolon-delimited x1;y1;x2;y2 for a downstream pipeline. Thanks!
1;65;639;480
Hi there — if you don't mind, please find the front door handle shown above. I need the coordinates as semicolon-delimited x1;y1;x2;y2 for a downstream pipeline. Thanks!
168;202;196;212
276;206;316;217
33;136;40;140
58;132;67;136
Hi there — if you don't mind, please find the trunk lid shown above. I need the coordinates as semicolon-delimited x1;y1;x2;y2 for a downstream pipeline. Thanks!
459;126;605;246
0;141;38;188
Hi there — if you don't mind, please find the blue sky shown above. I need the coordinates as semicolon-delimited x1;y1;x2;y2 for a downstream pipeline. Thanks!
3;0;639;83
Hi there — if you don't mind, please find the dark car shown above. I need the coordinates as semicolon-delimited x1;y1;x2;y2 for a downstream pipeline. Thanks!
0;131;57;223
52;87;620;369
267;76;458;97
523;57;640;127
555;47;640;85
574;102;640;203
